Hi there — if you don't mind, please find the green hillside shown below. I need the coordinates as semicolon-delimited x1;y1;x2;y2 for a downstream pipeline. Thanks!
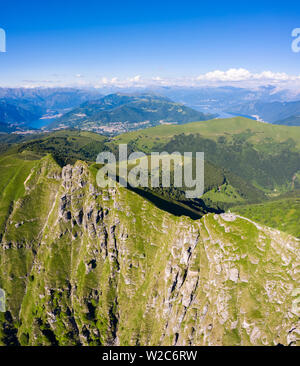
234;192;300;238
2;117;300;222
114;117;300;194
0;153;38;235
3;117;300;217
0;156;299;346
1;127;268;216
0;118;299;346
4;129;109;166
114;117;300;148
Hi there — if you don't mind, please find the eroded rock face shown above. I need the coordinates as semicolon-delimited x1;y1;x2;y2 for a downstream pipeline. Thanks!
0;157;299;346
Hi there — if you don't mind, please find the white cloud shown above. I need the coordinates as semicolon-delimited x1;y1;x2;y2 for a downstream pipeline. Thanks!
100;77;119;85
197;68;252;82
91;71;300;92
96;75;144;88
252;71;291;81
196;68;300;83
96;70;300;89
130;75;141;82
8;69;300;91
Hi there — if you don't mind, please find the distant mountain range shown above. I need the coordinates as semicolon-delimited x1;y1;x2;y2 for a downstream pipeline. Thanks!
0;87;102;111
227;100;300;124
276;115;300;126
2;86;300;133
0;88;103;132
97;85;300;115
0;100;42;131
49;93;215;134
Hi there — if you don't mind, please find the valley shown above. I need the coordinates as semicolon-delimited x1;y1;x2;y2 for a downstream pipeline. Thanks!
1;0;300;350
0;102;300;347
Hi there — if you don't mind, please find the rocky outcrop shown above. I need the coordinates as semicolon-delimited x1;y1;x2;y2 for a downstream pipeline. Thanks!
0;156;299;346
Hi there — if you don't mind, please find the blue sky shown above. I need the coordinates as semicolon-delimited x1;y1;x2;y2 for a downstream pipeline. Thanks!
0;0;300;87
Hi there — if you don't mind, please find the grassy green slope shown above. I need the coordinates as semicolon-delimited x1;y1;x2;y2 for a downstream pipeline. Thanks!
0;157;299;346
0;153;38;234
114;117;300;148
113;117;300;195
2;117;300;218
234;193;300;238
4;129;109;166
2;129;258;216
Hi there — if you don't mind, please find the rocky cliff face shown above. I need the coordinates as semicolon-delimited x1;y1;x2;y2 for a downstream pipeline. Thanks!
0;156;299;346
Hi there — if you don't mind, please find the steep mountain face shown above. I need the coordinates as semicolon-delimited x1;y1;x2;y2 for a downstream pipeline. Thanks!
0;155;299;346
0;100;42;128
50;93;214;134
228;100;300;124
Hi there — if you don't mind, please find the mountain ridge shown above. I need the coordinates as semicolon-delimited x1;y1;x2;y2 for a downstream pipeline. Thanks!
0;155;299;346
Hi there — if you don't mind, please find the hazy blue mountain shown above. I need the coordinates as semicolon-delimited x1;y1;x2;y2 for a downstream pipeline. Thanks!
95;85;300;118
275;115;300;126
0;87;102;111
50;93;215;134
0;88;104;131
2;86;300;132
0;122;15;133
228;100;300;123
0;100;42;128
